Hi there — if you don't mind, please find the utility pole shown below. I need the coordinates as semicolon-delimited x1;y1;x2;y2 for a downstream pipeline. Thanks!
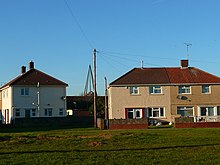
93;49;97;127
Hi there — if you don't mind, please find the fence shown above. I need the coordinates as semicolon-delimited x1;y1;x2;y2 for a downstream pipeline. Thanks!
10;116;93;128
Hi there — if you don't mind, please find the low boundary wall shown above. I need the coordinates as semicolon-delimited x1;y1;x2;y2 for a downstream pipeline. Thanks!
175;122;220;128
109;119;148;130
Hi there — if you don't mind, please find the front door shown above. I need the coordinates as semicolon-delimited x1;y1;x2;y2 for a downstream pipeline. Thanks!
4;109;9;124
25;109;31;118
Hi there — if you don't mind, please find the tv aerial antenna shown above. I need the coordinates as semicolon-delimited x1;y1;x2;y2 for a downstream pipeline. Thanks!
184;43;192;60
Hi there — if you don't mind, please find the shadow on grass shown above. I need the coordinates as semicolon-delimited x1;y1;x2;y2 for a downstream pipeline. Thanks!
1;143;220;155
0;125;94;133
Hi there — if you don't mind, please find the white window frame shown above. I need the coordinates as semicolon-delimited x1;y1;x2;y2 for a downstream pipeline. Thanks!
32;109;37;117
44;108;53;117
178;85;191;94
149;86;162;94
15;109;20;118
198;106;216;117
130;86;139;95
202;85;211;94
21;87;29;96
127;109;142;119
59;108;64;116
148;107;165;118
177;106;194;117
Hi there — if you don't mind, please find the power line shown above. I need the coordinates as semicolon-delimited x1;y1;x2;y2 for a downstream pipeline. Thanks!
63;0;93;50
99;51;162;67
99;50;219;65
98;54;126;74
99;50;180;61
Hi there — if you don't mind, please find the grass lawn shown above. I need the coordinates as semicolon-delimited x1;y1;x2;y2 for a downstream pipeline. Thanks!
0;127;220;164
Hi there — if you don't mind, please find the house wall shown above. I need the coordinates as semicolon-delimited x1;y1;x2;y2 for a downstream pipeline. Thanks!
12;86;67;118
109;84;220;123
0;91;2;110
0;91;2;121
108;86;171;121
170;85;220;121
1;87;13;124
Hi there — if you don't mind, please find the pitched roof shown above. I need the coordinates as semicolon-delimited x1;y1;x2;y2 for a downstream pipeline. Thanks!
1;68;68;89
110;67;220;86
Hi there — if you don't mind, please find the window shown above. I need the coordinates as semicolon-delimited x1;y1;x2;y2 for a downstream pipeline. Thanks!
6;90;8;98
0;110;2;120
199;107;214;116
149;86;162;94
202;85;210;94
130;86;139;95
177;106;193;117
32;109;36;117
217;107;220;116
148;107;164;118
126;109;142;119
15;109;20;117
3;91;5;98
45;108;53;116
179;85;191;94
59;108;64;116
21;88;29;96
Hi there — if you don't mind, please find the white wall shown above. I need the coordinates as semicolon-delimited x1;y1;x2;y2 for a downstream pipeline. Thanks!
1;85;67;123
1;87;13;124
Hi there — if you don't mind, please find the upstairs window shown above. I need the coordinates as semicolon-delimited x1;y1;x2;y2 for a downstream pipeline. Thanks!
178;85;191;94
21;88;29;96
202;85;210;94
3;91;5;98
130;86;139;95
149;86;162;94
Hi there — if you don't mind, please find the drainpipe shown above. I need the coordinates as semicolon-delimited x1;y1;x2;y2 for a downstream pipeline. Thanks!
37;82;40;117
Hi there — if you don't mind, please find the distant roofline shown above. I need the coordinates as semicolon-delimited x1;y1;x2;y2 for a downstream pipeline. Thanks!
0;67;68;90
109;82;220;87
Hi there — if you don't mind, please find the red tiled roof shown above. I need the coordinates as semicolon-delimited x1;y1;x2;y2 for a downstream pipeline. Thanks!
110;67;220;86
1;68;68;89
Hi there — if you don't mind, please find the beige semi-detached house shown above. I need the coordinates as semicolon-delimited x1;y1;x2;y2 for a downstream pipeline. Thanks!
0;61;68;124
108;60;220;123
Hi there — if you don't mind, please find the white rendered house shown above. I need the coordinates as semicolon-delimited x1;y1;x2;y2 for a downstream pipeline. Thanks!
0;61;68;124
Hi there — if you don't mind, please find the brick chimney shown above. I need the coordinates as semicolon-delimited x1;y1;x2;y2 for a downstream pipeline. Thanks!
21;66;26;74
29;61;34;70
180;60;188;68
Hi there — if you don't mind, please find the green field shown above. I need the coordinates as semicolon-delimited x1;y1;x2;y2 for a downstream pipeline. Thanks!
0;127;219;164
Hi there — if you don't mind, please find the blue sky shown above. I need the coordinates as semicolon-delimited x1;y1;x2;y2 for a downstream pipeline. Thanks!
1;0;220;95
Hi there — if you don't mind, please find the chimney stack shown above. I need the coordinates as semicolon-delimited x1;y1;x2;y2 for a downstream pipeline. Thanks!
180;60;188;69
21;66;26;74
29;61;34;70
